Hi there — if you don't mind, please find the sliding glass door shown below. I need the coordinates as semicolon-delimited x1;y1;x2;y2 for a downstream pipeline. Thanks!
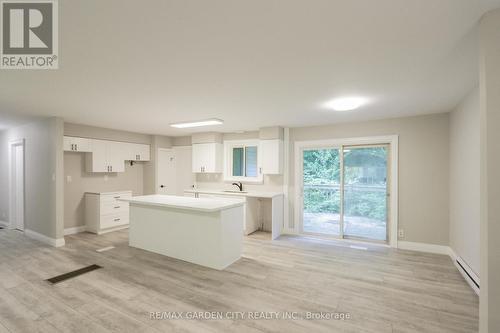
343;146;388;241
301;145;389;242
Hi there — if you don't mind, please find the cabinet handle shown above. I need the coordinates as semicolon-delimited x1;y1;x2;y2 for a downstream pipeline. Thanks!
114;196;120;199
259;167;262;174
114;206;120;209
110;166;113;172
75;144;78;151
71;144;74;151
114;218;120;222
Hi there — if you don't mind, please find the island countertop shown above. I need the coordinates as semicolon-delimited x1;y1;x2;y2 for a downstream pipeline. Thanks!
120;194;245;213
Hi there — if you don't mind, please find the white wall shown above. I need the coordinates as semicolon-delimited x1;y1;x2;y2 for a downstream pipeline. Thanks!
0;117;64;240
479;8;500;332
289;113;450;245
449;87;480;275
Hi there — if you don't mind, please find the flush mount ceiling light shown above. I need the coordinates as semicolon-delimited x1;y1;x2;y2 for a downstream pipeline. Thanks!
170;118;224;128
323;97;368;111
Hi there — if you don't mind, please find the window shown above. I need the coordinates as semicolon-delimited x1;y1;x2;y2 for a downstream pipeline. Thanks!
224;140;263;183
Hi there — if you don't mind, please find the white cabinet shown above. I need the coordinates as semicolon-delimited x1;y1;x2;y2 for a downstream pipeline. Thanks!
85;140;126;173
192;143;223;173
125;143;151;161
63;136;92;152
259;139;283;175
85;191;131;234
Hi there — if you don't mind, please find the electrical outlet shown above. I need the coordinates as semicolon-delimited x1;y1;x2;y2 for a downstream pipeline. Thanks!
104;175;109;182
398;229;405;239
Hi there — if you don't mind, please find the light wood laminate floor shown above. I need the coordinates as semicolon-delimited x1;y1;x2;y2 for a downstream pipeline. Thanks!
0;229;478;332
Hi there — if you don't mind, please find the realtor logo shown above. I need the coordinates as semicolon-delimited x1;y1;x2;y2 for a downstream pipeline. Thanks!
1;0;58;69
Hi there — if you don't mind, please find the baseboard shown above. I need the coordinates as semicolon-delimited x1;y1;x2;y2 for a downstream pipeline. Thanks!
448;248;480;296
397;241;451;255
24;229;65;247
64;225;86;235
0;220;9;227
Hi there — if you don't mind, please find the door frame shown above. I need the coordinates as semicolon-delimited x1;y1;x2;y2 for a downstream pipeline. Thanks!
294;135;399;247
8;139;25;231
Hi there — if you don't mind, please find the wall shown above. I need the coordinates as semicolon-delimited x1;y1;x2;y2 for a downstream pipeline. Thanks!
479;8;500;332
449;88;480;275
0;130;8;223
63;123;153;229
288;113;450;245
0;117;64;241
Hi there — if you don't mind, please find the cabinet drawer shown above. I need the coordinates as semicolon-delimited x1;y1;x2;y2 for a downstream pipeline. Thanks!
101;201;129;215
101;212;129;229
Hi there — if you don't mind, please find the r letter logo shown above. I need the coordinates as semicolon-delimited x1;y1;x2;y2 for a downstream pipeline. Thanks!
1;0;58;69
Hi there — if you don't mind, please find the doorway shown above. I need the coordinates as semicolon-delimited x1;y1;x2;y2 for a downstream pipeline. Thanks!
9;140;25;231
156;147;195;195
296;136;398;245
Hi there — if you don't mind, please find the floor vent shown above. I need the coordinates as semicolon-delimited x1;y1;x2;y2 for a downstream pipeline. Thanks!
46;264;102;284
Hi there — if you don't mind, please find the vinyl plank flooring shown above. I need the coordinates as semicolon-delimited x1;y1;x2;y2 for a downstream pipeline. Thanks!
0;229;478;332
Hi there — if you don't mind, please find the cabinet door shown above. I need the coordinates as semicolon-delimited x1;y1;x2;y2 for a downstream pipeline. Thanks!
137;144;150;161
63;136;73;151
260;140;283;174
203;143;223;173
87;140;108;172
192;144;206;172
106;141;126;172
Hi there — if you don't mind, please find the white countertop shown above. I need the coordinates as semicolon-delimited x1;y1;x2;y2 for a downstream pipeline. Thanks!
120;194;245;213
184;189;284;199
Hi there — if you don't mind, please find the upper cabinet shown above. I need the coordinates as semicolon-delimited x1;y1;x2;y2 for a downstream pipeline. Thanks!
63;136;92;152
85;140;126;173
125;143;151;161
64;136;150;173
259;139;283;175
192;143;223;173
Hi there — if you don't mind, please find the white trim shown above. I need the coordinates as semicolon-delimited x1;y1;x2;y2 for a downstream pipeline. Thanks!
448;248;480;296
8;139;25;231
64;225;86;235
397;241;451;255
25;229;65;247
223;139;263;184
282;128;292;234
293;135;399;247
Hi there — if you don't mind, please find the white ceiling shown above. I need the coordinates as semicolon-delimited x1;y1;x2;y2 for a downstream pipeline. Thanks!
1;0;499;135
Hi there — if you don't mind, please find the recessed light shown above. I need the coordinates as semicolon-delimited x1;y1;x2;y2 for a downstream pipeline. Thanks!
170;118;224;128
323;97;368;111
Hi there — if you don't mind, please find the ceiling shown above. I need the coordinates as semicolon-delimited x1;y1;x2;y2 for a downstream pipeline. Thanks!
1;0;499;136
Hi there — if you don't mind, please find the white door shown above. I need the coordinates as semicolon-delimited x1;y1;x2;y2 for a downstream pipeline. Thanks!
157;149;177;195
11;144;24;231
173;146;195;195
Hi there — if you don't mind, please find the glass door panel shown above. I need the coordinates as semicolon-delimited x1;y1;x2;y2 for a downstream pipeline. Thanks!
302;148;341;235
342;146;388;241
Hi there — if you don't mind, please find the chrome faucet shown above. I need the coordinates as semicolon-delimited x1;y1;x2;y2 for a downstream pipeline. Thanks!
232;182;243;192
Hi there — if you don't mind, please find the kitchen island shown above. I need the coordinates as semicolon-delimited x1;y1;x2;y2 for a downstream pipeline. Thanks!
121;195;245;270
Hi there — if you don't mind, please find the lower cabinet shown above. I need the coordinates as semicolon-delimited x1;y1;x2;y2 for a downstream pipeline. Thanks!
85;191;132;234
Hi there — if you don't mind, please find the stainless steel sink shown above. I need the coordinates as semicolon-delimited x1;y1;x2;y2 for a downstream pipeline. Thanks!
222;190;248;194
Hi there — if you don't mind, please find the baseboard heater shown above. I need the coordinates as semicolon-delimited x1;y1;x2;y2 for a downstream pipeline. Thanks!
455;256;480;294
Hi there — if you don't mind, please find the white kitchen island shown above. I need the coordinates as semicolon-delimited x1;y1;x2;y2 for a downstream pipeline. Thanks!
121;195;245;270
